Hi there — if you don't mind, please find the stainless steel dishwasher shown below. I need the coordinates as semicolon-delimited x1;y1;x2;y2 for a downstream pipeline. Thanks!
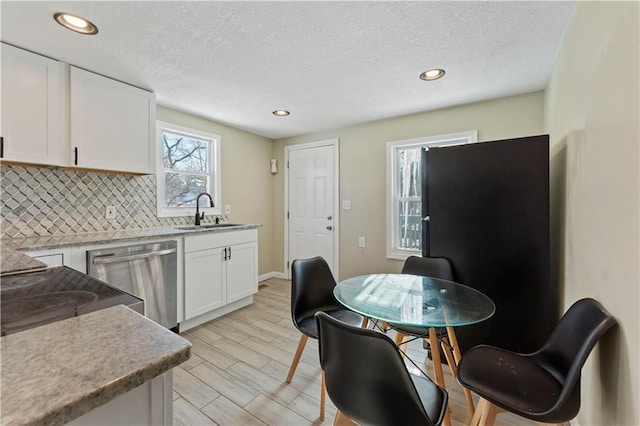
87;240;177;329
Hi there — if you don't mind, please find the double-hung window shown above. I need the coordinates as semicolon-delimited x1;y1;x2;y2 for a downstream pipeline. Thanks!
156;121;221;217
386;131;477;259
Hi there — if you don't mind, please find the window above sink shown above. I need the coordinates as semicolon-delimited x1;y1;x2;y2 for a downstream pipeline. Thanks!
156;121;222;218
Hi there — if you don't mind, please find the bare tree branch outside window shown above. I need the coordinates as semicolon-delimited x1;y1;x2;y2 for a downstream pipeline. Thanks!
162;131;211;208
398;148;422;250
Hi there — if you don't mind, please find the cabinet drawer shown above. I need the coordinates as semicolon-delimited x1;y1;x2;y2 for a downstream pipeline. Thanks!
31;253;64;267
185;229;257;253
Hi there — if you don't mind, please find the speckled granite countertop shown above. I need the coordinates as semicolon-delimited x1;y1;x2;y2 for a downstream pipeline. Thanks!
0;247;47;276
2;224;261;252
1;304;191;426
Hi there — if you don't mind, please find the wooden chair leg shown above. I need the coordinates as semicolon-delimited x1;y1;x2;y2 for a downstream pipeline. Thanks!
360;316;369;328
440;336;457;377
479;400;498;426
429;328;451;426
285;334;308;384
445;326;475;415
380;321;389;331
394;332;410;354
470;398;487;426
320;370;326;421
333;410;357;426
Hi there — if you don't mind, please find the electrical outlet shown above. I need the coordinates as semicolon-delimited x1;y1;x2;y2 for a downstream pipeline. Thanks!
105;206;116;219
342;200;352;210
224;204;231;215
358;236;366;248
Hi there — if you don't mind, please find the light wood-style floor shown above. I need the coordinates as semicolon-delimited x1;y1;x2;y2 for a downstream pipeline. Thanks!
173;277;535;426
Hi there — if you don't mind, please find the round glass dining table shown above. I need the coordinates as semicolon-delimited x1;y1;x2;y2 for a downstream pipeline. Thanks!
334;273;495;328
335;273;495;424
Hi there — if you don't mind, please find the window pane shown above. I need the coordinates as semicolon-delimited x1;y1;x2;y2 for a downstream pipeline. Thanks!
398;200;422;250
398;147;421;197
162;131;209;173
164;172;208;207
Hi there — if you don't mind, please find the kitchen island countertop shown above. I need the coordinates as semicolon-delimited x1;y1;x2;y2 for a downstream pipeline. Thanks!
0;304;191;426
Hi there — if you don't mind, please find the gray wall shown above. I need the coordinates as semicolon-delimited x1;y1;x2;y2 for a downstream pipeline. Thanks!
273;91;545;280
544;2;639;424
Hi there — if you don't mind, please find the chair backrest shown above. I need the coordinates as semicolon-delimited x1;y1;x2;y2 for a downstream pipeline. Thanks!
316;311;447;426
533;298;617;418
401;256;453;280
290;257;341;327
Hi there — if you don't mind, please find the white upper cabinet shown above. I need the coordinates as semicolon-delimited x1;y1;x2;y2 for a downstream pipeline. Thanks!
1;44;66;166
70;67;155;174
0;44;155;174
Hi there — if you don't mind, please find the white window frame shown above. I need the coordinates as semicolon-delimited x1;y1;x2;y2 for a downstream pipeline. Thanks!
156;121;222;218
386;130;477;260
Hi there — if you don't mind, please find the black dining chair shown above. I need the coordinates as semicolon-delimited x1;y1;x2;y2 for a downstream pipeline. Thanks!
387;256;476;414
316;311;449;426
390;256;454;353
388;257;456;372
284;256;363;421
457;298;617;426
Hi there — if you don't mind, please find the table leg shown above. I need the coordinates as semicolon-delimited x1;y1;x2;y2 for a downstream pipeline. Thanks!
446;326;475;416
429;327;451;426
360;316;369;328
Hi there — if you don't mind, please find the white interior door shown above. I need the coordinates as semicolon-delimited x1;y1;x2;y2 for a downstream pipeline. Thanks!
287;143;337;276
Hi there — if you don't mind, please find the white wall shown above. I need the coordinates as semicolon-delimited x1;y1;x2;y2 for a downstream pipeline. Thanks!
544;2;639;424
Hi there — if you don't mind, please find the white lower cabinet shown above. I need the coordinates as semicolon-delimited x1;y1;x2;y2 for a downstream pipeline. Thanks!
22;247;72;268
225;241;259;303
68;372;172;426
184;247;226;318
182;229;258;330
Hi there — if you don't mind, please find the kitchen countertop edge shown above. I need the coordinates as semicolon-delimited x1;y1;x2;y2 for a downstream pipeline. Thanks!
0;247;47;276
1;224;261;253
0;305;192;426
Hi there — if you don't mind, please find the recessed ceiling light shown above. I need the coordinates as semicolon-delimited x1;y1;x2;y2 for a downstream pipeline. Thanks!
420;68;445;81
54;12;98;35
272;110;290;116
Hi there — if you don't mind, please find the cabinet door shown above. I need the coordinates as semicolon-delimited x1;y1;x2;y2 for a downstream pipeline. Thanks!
70;67;155;174
1;44;65;166
184;248;226;320
226;242;258;304
23;247;71;268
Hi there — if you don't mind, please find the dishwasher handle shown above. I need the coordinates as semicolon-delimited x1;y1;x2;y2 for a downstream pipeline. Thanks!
92;248;177;265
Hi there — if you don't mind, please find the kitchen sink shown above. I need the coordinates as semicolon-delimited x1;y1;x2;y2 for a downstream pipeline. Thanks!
174;224;242;231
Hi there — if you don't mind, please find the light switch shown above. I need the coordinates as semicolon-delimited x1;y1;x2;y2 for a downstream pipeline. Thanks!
224;204;231;214
358;236;366;248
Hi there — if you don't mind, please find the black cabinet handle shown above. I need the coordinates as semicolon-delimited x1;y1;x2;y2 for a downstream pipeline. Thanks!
228;246;231;260
1;136;4;158
223;247;227;261
74;147;78;165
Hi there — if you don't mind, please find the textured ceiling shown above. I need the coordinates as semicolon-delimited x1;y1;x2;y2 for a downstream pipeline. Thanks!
1;1;575;139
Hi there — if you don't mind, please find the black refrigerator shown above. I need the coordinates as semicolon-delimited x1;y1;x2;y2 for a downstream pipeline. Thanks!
421;134;556;354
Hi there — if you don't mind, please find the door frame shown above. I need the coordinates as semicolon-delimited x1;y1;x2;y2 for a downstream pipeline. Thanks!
284;138;340;280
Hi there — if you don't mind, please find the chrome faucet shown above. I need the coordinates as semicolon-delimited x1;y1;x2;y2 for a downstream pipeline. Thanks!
195;192;214;226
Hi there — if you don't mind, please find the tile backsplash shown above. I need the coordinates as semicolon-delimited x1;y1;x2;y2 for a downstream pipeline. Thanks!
0;165;214;238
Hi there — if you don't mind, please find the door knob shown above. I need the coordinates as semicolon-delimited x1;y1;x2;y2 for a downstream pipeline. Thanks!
326;226;333;230
327;215;332;220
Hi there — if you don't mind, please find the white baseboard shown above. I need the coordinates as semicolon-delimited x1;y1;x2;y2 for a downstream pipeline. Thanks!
179;297;253;332
259;271;287;282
